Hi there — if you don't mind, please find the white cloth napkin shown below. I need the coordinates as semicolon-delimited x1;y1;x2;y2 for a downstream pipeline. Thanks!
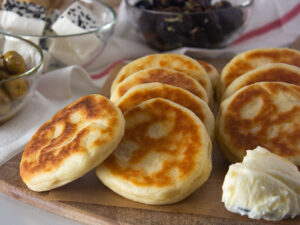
0;0;300;165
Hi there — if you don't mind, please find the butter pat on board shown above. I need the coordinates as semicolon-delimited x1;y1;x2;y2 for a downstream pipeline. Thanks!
222;146;300;221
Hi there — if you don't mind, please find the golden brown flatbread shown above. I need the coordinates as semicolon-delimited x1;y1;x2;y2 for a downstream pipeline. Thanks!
197;60;219;88
20;95;125;192
221;63;300;101
110;68;210;106
96;98;212;205
216;82;300;165
111;54;213;100
217;48;300;98
116;82;215;139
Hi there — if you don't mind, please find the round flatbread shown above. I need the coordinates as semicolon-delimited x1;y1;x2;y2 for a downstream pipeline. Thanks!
96;98;212;205
216;82;300;165
111;53;213;100
221;63;300;101
110;68;210;105
217;48;300;98
116;82;215;139
20;95;125;192
197;60;219;88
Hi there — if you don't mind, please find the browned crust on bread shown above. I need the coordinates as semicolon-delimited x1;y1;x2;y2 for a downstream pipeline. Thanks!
20;95;121;181
224;49;300;87
103;99;204;187
223;83;300;160
117;68;206;101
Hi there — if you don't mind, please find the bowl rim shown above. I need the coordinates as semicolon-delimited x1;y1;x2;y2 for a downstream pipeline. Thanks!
125;0;254;15
0;34;44;84
0;0;116;38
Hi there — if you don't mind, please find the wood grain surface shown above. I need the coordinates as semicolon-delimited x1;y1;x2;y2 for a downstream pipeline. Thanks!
1;149;300;225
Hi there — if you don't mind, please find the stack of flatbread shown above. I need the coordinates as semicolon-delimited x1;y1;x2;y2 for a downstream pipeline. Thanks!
98;54;215;205
216;48;300;166
20;53;216;205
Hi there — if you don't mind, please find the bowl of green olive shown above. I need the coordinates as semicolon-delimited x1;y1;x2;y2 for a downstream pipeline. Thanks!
0;34;43;123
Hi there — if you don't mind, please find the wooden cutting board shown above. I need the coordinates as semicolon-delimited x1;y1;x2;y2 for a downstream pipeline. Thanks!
1;148;300;225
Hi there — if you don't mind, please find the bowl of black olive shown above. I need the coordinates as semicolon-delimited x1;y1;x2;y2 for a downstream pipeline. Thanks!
0;33;43;123
126;0;253;51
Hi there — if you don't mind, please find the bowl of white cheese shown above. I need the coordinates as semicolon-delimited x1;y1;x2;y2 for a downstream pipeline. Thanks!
0;0;116;70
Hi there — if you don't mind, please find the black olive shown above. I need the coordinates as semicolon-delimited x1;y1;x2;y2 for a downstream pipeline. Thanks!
186;26;209;47
214;0;232;9
153;0;171;8
194;12;224;44
161;6;182;12
156;17;178;44
178;15;195;34
138;11;157;40
138;13;166;50
135;0;153;9
194;0;212;11
171;0;185;7
218;7;244;35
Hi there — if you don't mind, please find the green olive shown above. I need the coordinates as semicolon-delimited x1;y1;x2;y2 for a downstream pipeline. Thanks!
4;75;28;100
0;70;9;81
3;51;26;74
0;87;11;116
0;54;5;70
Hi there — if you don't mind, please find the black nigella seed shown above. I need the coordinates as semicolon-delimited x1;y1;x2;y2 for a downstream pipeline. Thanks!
237;207;250;213
78;17;82;26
